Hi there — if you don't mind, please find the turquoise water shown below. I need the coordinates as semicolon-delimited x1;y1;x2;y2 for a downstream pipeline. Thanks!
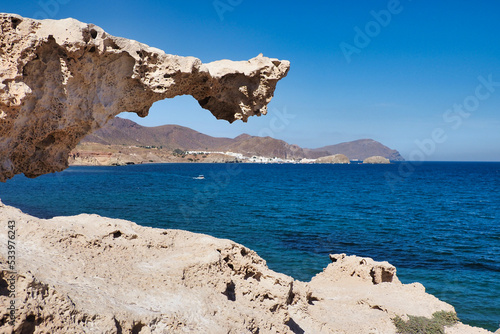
0;162;499;331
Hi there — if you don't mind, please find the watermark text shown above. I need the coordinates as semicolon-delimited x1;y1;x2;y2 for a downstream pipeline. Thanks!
6;220;17;326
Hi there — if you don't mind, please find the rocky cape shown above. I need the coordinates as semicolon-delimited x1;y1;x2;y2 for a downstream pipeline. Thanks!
0;13;289;182
308;139;404;161
0;201;493;334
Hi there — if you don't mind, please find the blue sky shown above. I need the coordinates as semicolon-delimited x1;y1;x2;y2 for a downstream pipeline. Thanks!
3;1;500;160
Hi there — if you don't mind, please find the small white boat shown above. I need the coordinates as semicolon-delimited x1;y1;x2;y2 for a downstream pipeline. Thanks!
193;175;205;180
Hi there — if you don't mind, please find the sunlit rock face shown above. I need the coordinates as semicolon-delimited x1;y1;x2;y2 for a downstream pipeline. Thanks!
2;201;485;334
0;13;289;181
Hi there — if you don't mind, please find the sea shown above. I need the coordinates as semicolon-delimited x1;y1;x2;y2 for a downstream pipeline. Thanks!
0;162;498;331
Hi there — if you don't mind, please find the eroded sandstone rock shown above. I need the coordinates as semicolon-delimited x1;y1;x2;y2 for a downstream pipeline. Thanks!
0;13;289;181
0;201;493;333
328;253;399;284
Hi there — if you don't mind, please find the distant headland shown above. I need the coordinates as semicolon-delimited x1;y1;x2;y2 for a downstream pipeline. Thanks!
69;117;404;165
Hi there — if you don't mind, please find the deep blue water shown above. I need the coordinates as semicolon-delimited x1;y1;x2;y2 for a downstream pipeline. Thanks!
0;162;499;331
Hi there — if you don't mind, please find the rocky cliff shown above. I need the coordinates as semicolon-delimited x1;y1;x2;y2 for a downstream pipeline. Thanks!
0;13;289;181
0;201;492;334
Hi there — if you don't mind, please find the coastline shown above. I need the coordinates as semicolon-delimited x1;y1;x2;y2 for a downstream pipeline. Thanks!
0;200;495;333
0;13;497;334
68;143;391;166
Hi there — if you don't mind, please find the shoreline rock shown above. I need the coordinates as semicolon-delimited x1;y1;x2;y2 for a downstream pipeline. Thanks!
315;154;350;164
363;156;391;164
0;201;493;333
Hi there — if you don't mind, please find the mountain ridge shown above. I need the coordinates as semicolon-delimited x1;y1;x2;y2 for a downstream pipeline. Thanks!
307;139;404;161
81;117;404;161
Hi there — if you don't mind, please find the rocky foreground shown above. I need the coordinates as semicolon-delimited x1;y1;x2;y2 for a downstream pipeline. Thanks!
0;201;493;334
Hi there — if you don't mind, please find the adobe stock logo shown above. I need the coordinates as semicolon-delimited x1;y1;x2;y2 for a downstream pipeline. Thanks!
340;0;411;63
213;0;243;21
258;107;295;138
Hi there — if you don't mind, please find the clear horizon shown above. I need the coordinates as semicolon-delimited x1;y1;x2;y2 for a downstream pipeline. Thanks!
2;1;499;161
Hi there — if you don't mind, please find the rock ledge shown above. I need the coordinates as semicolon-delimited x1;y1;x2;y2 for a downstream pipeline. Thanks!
0;201;492;334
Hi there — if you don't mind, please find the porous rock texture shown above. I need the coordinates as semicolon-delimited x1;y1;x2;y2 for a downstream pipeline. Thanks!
0;201;493;334
0;13;289;181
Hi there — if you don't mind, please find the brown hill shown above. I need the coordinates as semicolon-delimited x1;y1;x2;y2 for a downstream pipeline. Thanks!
81;118;404;161
307;139;404;161
82;118;307;159
222;136;306;159
82;118;233;150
